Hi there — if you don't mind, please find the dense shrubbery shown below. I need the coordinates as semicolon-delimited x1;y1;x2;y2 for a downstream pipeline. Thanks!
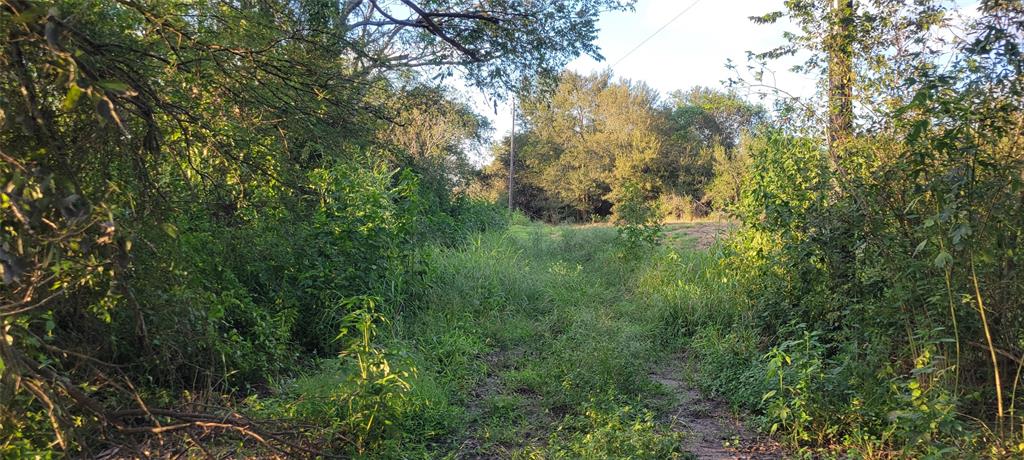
0;0;630;455
663;1;1024;455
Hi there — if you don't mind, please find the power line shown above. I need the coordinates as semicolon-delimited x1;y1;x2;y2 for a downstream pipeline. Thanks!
610;0;703;68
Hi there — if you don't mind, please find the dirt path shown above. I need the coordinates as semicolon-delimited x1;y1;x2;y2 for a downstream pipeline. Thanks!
410;224;783;458
655;224;784;459
650;358;783;459
457;348;552;458
663;222;736;250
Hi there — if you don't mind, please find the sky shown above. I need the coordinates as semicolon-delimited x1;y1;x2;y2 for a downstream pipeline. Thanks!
567;0;817;99
460;0;980;164
460;0;815;163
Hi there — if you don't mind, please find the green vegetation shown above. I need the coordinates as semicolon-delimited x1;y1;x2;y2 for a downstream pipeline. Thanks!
0;0;637;455
245;223;742;458
3;0;1023;457
473;72;763;222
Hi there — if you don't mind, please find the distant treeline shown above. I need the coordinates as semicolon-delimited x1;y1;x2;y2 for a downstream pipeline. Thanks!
473;71;764;223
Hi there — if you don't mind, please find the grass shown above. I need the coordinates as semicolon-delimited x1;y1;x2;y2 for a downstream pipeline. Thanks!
250;222;753;457
240;221;1023;458
395;224;673;457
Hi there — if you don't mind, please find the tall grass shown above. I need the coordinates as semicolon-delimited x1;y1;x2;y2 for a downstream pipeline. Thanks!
246;221;1017;457
251;224;699;457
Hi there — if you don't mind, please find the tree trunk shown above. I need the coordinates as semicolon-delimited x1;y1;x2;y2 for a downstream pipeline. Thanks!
827;0;855;164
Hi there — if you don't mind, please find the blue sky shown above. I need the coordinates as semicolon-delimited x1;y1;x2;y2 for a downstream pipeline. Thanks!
566;0;816;98
461;0;811;162
461;0;979;163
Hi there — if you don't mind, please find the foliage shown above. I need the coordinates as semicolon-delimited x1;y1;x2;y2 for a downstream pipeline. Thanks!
475;72;763;222
657;192;706;222
2;0;1021;456
380;224;687;457
660;87;766;200
0;0;626;454
704;134;757;214
671;0;1024;456
248;297;415;455
614;181;662;251
529;405;687;459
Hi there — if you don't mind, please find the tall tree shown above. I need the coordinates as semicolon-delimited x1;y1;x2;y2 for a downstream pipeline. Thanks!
661;87;765;200
748;0;950;141
516;71;662;220
826;0;855;161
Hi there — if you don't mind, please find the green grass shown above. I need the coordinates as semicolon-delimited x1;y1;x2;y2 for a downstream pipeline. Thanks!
240;222;1021;458
251;222;752;457
392;224;673;457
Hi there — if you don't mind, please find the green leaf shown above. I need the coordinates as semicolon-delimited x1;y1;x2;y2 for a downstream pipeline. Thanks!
209;304;225;321
62;85;83;111
161;223;178;238
97;80;131;93
908;119;930;142
950;223;971;245
934;251;953;268
11;6;47;24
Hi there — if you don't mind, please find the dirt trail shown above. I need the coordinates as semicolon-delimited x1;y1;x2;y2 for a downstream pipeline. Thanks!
448;223;781;459
663;222;736;250
655;223;783;459
651;355;783;460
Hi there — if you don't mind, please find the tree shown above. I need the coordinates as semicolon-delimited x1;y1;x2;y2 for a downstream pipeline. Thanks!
826;0;855;160
748;0;950;139
479;71;664;221
704;133;759;213
383;85;488;191
476;75;766;221
736;0;1024;442
0;0;633;452
660;87;765;201
342;0;636;89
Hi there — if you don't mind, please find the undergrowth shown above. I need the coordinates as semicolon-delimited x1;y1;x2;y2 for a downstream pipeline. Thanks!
238;224;699;457
77;217;1014;458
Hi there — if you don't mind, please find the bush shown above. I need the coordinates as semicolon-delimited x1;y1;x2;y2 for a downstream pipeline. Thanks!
657;193;708;222
614;181;663;250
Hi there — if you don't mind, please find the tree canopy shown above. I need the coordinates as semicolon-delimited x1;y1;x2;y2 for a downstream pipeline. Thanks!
476;71;764;222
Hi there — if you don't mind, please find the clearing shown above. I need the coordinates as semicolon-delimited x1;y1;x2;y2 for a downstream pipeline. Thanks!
394;222;781;459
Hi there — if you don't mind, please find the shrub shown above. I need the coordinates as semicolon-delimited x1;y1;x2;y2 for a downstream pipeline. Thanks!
614;181;663;250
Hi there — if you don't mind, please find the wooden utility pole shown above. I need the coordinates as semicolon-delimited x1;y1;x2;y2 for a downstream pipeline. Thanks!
508;98;516;211
827;0;855;164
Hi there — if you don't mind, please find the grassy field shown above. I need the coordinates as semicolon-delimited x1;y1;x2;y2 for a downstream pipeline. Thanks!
261;223;777;458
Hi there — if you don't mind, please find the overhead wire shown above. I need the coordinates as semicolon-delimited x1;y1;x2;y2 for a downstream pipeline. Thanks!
610;0;703;68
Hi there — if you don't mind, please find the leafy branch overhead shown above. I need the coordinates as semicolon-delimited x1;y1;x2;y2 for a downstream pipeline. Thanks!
342;0;635;87
0;0;631;454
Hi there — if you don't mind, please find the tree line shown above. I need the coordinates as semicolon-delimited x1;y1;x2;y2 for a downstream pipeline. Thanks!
474;71;765;222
